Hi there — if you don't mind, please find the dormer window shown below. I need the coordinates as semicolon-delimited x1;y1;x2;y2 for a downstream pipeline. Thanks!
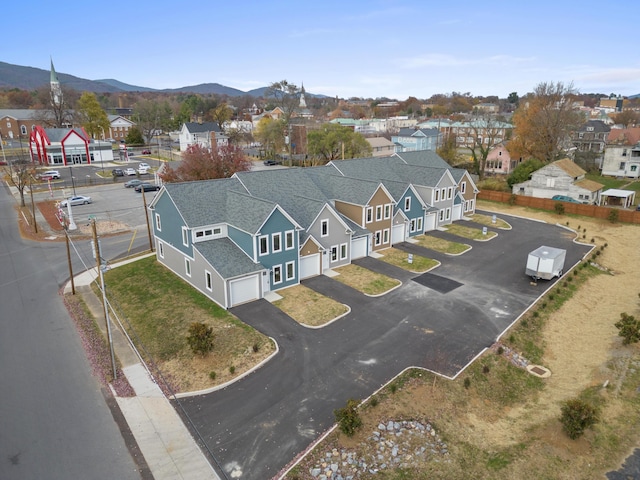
586;127;594;132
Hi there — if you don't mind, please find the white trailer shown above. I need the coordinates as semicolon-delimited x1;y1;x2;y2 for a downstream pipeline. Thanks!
526;246;566;281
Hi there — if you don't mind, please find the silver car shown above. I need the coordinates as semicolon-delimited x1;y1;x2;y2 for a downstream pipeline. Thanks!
60;195;92;207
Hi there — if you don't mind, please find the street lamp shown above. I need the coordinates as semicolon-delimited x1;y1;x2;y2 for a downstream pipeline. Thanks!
69;165;76;196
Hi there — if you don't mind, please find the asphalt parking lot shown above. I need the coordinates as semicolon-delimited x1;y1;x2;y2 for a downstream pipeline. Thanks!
178;212;593;480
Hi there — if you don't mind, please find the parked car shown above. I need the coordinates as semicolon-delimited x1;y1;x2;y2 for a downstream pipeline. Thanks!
134;183;161;192
138;166;150;175
141;149;151;155
138;162;150;169
124;179;144;188
112;168;124;177
263;159;281;166
124;167;137;176
60;195;92;207
552;195;580;204
38;170;60;180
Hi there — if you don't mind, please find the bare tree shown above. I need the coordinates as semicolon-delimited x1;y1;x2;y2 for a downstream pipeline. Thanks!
4;157;36;207
266;80;301;165
467;115;510;180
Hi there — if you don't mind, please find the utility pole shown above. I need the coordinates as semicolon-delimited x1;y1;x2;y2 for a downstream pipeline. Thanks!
92;219;117;380
65;230;75;295
29;179;38;234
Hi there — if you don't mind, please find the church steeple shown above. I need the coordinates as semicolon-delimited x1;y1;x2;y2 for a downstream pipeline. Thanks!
50;57;62;108
299;81;307;109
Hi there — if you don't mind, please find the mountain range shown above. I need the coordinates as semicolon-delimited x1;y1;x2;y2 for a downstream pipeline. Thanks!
0;61;273;97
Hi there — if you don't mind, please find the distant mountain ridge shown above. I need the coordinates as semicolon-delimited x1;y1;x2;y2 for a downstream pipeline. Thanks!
0;61;300;98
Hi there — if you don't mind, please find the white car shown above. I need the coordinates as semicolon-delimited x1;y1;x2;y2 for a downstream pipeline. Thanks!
124;167;137;176
39;170;60;180
60;195;92;207
137;162;151;174
138;162;150;169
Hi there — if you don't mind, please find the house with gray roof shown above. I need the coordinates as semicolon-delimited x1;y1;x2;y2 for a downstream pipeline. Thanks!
149;151;477;308
179;122;228;152
391;128;441;152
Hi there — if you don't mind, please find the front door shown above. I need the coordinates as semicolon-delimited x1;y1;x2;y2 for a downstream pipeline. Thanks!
72;154;82;164
262;270;270;293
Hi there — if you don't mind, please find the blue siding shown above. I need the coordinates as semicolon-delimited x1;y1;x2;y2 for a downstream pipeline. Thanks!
228;225;254;257
258;208;299;289
153;193;193;257
397;188;425;237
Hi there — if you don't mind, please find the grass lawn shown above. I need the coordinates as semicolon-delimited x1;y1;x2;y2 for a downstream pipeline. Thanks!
445;223;497;240
273;285;349;327
414;234;471;254
378;247;439;272
102;256;274;393
468;213;510;229
586;173;627;190
333;264;400;295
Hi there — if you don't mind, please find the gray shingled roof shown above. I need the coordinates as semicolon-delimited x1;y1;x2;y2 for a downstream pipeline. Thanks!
195;237;263;278
394;150;450;168
0;109;46;120
44;128;89;142
162;177;278;233
184;122;221;133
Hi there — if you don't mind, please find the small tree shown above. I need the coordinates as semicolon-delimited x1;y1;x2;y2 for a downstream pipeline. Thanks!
186;322;215;357
554;202;565;215
560;398;599;439
333;398;362;437
615;312;640;345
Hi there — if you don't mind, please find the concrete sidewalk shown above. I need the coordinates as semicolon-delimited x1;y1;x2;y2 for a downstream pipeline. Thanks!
66;267;220;480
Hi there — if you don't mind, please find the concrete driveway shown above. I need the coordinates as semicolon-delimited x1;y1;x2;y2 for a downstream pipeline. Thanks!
177;211;593;480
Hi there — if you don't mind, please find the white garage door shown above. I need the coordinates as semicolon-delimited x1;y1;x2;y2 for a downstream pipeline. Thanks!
391;224;405;244
229;275;260;307
300;254;320;279
351;236;368;259
452;204;463;221
424;213;436;232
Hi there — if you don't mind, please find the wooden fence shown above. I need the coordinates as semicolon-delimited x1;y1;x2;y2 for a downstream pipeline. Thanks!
478;190;640;225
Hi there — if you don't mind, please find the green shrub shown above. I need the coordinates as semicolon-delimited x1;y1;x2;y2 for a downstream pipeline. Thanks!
554;202;565;215
252;342;259;353
497;346;505;355
482;364;491;374
560;398;599;439
389;383;398;394
370;396;379;407
464;377;471;389
186;322;215;357
209;371;216;380
608;209;619;223
615;312;640;345
229;365;236;374
334;398;362;436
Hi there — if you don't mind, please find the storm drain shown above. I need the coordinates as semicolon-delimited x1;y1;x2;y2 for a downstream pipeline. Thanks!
412;272;463;293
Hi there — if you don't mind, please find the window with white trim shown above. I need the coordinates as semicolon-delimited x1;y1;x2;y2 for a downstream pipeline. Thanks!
205;270;212;291
194;226;222;241
273;265;282;284
158;241;164;258
259;235;269;255
374;230;382;246
285;230;295;250
447;187;453;199
155;213;161;231
331;246;338;262
182;227;189;247
384;204;391;219
439;209;444;221
375;205;382;221
416;217;423;231
445;208;451;220
461;182;466;194
185;258;191;277
366;207;373;223
382;228;389;244
404;197;411;211
272;232;282;253
285;261;295;281
321;219;329;237
441;188;446;200
410;219;416;232
434;189;439;202
340;243;347;260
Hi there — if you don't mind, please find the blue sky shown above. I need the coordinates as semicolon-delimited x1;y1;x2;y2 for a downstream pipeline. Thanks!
5;0;638;99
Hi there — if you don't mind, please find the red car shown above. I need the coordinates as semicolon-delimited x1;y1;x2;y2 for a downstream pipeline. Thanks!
142;149;151;155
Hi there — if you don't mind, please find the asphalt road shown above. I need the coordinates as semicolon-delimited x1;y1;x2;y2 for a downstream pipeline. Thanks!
178;213;593;480
0;184;142;479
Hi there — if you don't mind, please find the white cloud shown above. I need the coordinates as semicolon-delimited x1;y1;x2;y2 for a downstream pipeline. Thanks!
397;53;535;69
